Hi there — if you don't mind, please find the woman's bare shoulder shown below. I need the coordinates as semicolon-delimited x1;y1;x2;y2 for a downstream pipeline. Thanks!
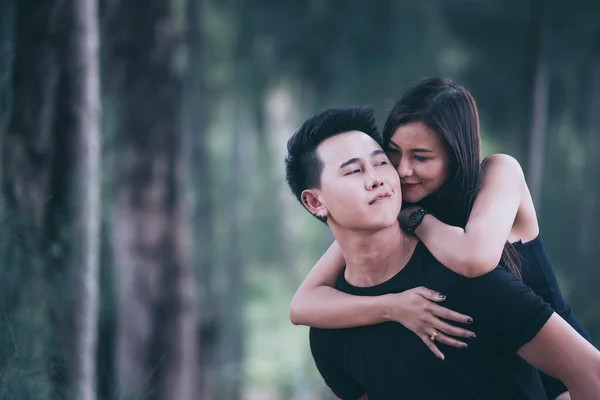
483;155;538;238
482;153;525;180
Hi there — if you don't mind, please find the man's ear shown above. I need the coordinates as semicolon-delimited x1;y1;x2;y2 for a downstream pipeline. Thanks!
301;189;329;219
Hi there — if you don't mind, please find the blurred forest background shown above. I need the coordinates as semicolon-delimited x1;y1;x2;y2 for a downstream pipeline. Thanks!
0;0;599;399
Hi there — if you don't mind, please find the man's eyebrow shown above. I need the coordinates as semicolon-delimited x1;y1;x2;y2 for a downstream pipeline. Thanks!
339;158;360;169
372;150;386;157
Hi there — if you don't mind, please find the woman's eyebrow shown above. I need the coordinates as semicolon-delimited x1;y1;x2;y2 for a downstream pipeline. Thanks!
388;140;400;150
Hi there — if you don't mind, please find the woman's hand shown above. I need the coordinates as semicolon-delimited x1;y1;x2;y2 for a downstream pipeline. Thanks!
383;286;475;360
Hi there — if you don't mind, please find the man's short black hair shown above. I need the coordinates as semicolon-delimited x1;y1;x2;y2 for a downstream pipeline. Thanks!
284;106;381;221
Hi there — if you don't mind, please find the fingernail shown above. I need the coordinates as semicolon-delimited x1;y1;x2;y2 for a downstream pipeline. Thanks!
470;334;476;339
461;343;468;348
437;293;446;298
466;317;473;324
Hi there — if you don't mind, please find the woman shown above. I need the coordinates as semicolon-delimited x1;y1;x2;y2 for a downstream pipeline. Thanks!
290;78;593;400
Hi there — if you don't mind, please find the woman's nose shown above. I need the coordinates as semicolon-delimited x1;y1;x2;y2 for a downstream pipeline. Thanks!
397;159;413;177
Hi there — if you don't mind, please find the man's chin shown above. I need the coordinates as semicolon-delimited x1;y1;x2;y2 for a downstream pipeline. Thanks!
330;215;398;232
364;214;400;231
364;220;399;233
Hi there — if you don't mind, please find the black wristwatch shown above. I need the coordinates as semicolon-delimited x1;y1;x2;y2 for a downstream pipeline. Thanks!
405;207;428;233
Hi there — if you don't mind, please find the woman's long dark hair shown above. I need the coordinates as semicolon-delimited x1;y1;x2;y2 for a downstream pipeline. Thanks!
383;77;521;278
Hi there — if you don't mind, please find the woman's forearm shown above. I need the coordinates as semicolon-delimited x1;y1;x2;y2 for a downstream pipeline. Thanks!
414;215;496;277
290;285;389;328
409;155;526;277
290;240;389;328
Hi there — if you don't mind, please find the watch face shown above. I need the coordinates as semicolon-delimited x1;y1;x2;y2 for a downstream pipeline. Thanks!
408;211;421;226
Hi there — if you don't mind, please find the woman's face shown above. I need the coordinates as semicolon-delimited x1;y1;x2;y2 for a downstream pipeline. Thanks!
387;121;450;204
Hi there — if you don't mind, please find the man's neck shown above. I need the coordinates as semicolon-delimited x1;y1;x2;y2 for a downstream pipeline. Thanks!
330;222;418;287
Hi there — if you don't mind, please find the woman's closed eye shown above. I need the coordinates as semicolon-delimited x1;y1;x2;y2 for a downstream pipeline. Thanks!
414;155;429;162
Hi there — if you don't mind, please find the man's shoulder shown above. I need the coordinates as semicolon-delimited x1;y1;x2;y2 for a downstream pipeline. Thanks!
465;265;523;288
416;245;530;299
415;244;467;283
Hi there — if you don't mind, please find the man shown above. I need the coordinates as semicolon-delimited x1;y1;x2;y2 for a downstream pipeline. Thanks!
284;107;600;399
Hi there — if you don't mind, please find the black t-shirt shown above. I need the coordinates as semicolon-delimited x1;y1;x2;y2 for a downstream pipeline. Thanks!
310;241;553;400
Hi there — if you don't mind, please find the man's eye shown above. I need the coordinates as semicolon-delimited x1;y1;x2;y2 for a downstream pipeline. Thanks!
344;169;360;176
376;161;388;166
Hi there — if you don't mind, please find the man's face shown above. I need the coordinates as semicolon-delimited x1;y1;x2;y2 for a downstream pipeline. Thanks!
310;131;402;231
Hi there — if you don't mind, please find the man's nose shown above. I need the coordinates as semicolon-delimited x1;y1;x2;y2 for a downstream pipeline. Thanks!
367;171;384;190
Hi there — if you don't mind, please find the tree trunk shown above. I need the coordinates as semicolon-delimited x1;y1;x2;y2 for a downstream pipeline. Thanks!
0;0;16;140
216;97;246;400
3;0;63;229
69;0;102;398
573;50;600;340
4;0;69;397
108;1;200;399
182;0;217;398
526;0;553;208
96;220;117;400
4;0;102;398
578;55;600;263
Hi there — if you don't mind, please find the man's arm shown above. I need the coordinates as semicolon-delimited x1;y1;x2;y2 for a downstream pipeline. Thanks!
455;267;600;400
518;313;600;400
310;329;366;400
